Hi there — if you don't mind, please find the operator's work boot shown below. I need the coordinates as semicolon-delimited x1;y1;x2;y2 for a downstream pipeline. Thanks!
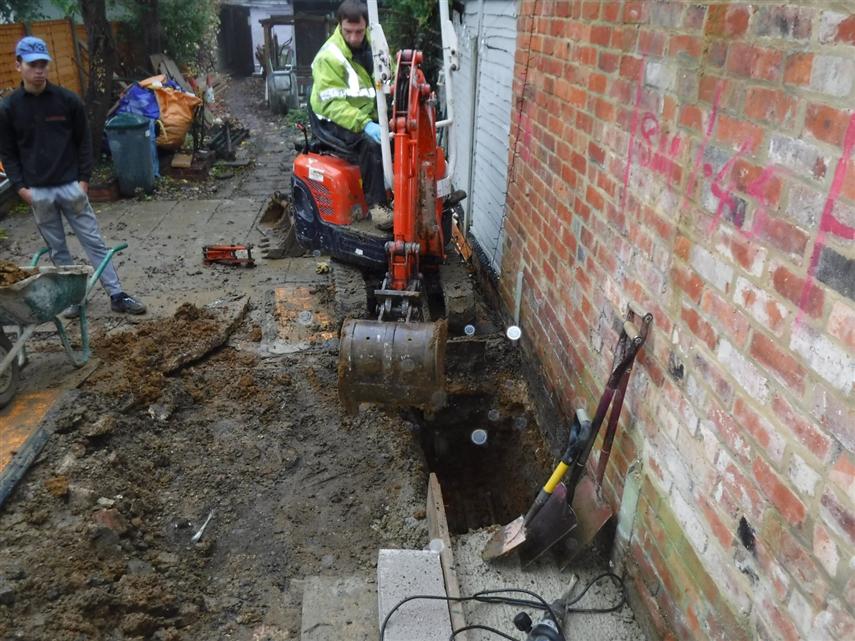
369;204;393;232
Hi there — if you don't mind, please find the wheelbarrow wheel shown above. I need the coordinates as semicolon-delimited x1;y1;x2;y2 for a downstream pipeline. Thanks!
0;332;19;408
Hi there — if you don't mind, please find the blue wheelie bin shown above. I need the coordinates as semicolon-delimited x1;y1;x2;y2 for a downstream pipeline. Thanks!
105;113;155;196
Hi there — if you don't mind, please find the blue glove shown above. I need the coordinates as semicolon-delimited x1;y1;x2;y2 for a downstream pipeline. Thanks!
363;121;381;144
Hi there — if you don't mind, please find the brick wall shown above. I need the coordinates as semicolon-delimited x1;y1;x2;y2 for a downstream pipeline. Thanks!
498;2;855;639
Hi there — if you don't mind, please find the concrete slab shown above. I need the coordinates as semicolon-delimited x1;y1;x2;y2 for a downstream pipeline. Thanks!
300;575;378;641
377;549;453;641
454;530;645;641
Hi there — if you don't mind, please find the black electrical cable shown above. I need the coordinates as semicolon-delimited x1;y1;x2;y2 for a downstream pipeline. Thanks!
379;588;562;641
450;624;520;640
378;573;627;641
563;572;626;614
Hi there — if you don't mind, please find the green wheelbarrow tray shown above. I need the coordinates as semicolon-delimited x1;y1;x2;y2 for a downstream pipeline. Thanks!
0;265;93;326
0;243;128;406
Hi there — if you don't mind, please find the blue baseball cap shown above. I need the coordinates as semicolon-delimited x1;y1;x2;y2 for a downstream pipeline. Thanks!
16;36;51;63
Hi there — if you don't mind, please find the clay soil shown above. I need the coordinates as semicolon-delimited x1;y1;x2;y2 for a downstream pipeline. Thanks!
0;300;438;640
0;260;32;286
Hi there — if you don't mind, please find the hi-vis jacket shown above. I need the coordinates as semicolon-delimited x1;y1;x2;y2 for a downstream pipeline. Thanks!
310;26;376;133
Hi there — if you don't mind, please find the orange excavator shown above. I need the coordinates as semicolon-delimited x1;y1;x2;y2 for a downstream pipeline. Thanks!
291;1;469;413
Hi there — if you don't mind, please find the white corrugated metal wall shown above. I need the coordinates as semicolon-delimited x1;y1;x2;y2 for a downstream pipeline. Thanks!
449;0;518;273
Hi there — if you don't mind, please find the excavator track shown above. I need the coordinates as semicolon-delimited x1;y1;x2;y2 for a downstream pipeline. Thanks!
331;260;369;327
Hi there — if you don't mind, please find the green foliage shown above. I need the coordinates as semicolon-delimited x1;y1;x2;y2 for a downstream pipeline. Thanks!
50;0;79;19
284;108;308;128
381;0;442;83
121;0;219;67
0;0;45;21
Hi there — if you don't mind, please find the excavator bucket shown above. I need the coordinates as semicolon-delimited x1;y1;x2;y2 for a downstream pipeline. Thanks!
338;319;447;414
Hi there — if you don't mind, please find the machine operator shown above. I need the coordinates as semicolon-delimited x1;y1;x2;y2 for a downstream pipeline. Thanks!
310;0;392;228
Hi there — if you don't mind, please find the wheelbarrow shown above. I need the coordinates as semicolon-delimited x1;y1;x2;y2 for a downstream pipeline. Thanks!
0;243;128;408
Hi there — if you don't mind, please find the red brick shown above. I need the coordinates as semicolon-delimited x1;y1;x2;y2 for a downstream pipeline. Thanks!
844;159;855;202
727;43;783;81
594;97;614;121
588;141;605;166
733;397;784;464
805;104;853;147
598;51;619;73
834;14;855;45
754;458;807;524
772;394;832;462
828;301;855;351
771;265;824;318
718;457;765;520
585;185;604;211
672;266;704;303
784;52;813;86
591;25;612;46
588;72;607;94
682;305;717;350
701;289;751;346
731;159;782;206
705;4;751;38
619;55;643;80
760;216;810;257
758;599;801;641
715;114;765;152
679;105;704;133
820;490;855;546
674;236;692;260
581;1;600;20
744;87;798;125
622;1;646;23
638;30;666;56
710;406;753;464
669;34;702;59
750;332;806;393
699;496;734;548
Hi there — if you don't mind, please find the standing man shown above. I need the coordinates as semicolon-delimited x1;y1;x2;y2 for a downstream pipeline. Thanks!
310;0;391;227
0;36;146;316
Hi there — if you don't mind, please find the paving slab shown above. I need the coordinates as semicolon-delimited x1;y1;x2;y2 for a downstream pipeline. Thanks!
377;549;453;641
453;529;645;641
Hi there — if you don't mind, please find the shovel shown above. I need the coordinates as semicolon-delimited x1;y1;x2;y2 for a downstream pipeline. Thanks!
482;309;652;563
481;408;591;561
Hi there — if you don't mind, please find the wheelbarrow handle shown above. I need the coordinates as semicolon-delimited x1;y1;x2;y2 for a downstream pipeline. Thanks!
29;247;51;267
86;243;128;295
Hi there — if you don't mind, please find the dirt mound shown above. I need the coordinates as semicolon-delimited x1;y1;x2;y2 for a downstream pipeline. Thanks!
87;303;236;407
0;260;33;286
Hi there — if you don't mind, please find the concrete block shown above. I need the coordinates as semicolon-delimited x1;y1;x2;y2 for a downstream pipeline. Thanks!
377;549;452;641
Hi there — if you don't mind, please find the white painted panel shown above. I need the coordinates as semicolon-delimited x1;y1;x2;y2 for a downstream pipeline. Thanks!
450;0;518;274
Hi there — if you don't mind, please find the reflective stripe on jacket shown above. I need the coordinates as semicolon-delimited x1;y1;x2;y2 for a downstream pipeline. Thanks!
310;25;376;133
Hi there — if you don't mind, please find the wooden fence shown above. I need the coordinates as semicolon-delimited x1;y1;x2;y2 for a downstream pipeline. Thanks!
0;19;95;96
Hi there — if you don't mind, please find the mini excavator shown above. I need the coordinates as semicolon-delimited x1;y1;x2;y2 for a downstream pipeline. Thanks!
291;0;470;414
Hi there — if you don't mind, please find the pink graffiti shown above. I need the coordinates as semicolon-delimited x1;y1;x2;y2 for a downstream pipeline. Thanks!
620;58;855;317
797;111;855;322
622;72;683;208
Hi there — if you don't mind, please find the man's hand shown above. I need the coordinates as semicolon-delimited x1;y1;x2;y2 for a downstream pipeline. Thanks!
17;187;32;205
363;121;381;144
78;181;88;195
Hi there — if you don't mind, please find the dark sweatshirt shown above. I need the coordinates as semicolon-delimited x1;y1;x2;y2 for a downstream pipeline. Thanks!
0;82;93;191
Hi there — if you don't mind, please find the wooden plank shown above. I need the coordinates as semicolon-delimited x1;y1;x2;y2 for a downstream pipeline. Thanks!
0;389;79;508
426;473;468;640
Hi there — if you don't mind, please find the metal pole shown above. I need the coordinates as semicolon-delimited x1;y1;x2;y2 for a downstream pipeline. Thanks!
366;0;394;190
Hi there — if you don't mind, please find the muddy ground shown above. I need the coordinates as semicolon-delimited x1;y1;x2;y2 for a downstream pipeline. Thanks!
0;78;548;640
